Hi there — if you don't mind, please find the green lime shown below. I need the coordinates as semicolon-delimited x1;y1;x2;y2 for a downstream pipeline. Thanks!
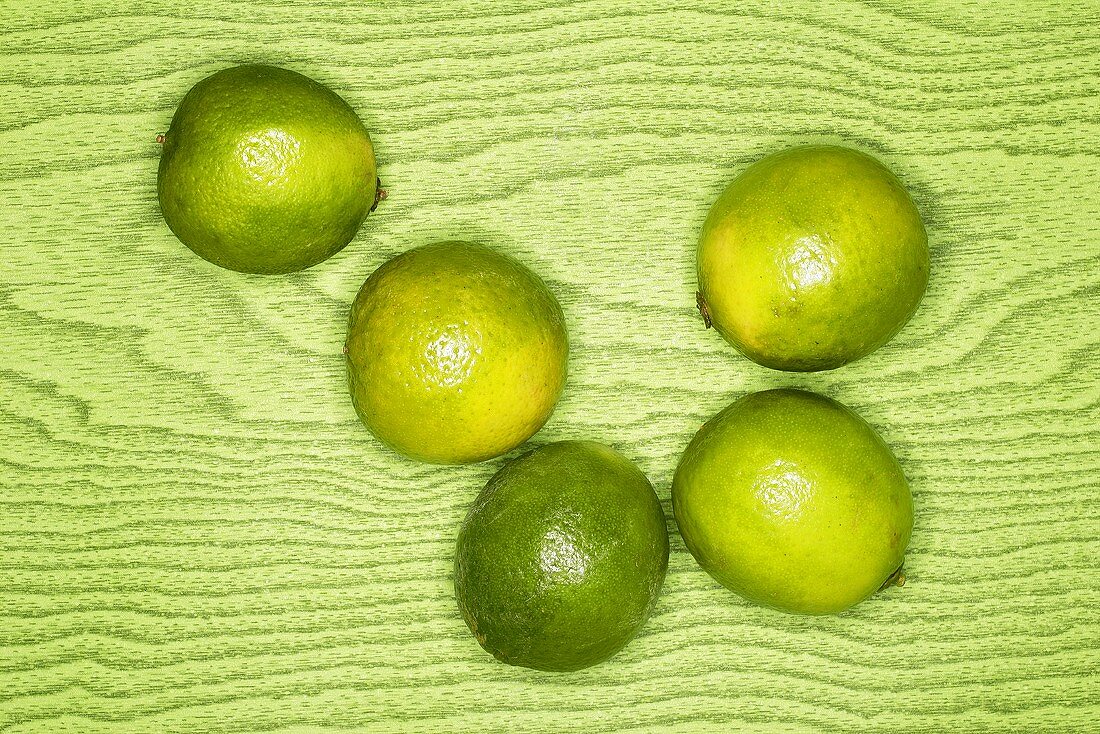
455;441;669;671
697;145;928;371
157;64;379;274
672;389;912;615
345;242;567;464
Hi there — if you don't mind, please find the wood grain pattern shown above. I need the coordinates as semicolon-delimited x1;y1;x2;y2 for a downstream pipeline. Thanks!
2;1;1098;731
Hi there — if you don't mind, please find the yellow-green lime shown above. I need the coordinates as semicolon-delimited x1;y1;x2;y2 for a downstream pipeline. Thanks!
455;441;669;672
158;64;380;274
672;389;913;615
345;241;567;464
697;145;929;371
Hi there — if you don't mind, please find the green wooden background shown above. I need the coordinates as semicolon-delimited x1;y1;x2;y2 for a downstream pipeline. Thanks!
2;1;1098;731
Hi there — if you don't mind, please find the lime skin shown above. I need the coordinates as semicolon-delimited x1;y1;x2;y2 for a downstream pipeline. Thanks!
158;64;378;274
672;389;913;615
697;145;929;371
455;441;669;672
345;242;568;465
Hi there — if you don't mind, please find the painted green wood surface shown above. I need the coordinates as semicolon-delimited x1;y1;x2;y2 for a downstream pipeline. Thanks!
2;1;1098;731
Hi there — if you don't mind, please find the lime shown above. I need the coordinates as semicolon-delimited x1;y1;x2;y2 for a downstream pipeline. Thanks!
157;64;379;274
697;145;928;371
345;242;567;464
672;389;912;615
455;441;669;671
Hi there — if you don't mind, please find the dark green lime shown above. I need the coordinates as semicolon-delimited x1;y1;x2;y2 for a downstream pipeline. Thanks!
455;441;668;671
